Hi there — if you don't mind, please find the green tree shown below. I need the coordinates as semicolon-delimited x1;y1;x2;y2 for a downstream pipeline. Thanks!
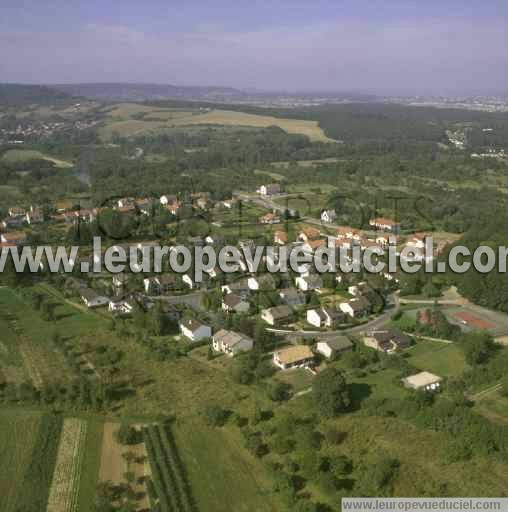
312;368;350;417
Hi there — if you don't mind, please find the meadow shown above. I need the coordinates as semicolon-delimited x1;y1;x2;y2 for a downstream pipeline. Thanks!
99;102;334;142
2;148;74;168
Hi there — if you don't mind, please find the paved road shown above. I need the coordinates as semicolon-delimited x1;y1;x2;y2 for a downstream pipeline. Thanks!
267;292;400;339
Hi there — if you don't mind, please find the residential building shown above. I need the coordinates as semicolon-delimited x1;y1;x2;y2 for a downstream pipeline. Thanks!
179;318;212;342
80;288;109;308
369;217;400;232
402;371;442;392
108;296;135;315
112;273;129;288
363;329;412;353
295;274;323;292
274;230;288;245
298;226;321;242
320;209;337;223
221;278;250;297
259;212;280;224
0;231;27;245
307;307;345;328
316;336;353;359
248;274;277;291
258;183;281;196
273;345;314;370
278;287;306;307
212;329;254;356
339;297;370;318
261;305;293;326
222;294;250;314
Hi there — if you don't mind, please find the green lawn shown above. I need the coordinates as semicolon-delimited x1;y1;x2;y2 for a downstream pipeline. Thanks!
273;367;315;393
407;340;467;377
172;419;283;512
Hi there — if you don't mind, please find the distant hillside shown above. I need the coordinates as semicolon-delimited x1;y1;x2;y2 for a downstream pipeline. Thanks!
0;84;73;106
51;83;248;102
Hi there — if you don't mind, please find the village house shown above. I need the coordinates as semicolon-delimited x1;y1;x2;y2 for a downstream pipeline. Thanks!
205;234;225;246
8;206;26;217
212;329;254;356
182;273;195;289
320;209;337;223
316;336;353;359
278;287;306;307
63;208;99;224
298;226;321;242
295;274;323;292
222;293;250;314
369;217;401;232
221;278;250;297
273;345;315;371
261;305;293;326
112;272;129;288
402;371;443;392
116;197;136;210
307;307;345;328
55;199;74;213
336;226;362;241
222;198;237;209
248;274;277;291
108;296;135;315
360;239;382;251
160;194;177;206
406;233;428;250
80;288;109;308
258;183;282;196
348;281;371;297
1;216;25;229
143;274;178;295
26;207;43;224
179;318;212;342
136;197;157;215
259;212;280;225
274;230;288;245
339;296;370;318
0;231;27;245
302;238;327;254
363;329;412;353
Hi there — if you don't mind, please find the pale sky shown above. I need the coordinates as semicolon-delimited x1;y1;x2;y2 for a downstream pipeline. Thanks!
0;0;507;95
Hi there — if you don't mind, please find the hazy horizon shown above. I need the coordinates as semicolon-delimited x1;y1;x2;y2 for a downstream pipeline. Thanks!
1;0;507;96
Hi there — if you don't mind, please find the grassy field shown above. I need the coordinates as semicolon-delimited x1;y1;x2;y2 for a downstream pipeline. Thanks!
99;102;334;142
273;367;315;393
2;149;74;168
0;410;45;511
406;340;467;377
172;419;283;512
326;413;508;497
474;391;508;425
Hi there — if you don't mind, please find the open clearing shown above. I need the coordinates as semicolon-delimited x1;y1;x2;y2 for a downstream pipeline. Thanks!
2;149;74;168
100;102;334;142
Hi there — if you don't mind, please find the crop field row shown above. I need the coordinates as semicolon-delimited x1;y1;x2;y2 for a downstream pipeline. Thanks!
144;423;197;512
47;418;88;512
17;414;63;512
